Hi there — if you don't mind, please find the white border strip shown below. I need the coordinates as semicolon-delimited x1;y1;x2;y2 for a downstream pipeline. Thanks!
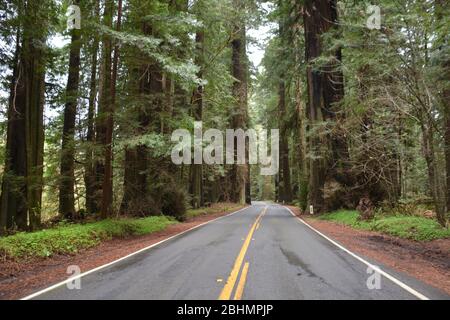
21;206;251;300
283;206;429;300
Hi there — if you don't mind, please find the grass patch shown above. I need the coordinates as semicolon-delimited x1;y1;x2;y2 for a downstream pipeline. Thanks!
318;210;450;241
0;216;177;261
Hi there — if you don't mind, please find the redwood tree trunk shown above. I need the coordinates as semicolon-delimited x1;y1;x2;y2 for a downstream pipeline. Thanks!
445;92;450;213
437;0;450;214
303;0;346;213
421;122;446;226
278;81;292;203
85;0;100;215
101;0;122;218
190;31;205;209
434;0;449;223
0;29;21;233
230;0;249;204
59;2;82;219
295;78;308;209
94;0;113;214
0;0;47;232
303;0;327;213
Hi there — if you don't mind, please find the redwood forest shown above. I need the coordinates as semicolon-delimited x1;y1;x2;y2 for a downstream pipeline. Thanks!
0;0;449;301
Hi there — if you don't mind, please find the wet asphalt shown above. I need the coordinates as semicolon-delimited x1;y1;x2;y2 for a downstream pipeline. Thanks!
31;202;449;300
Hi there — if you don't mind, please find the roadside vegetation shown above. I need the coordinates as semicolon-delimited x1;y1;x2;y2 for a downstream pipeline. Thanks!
0;204;243;261
317;210;450;242
0;1;448;254
0;216;176;261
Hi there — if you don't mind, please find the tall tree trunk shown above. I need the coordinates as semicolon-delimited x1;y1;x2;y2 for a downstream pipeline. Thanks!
322;31;348;174
190;31;205;209
101;0;122;218
94;0;113;214
0;0;47;232
0;28;21;233
85;0;100;215
59;0;82;219
120;18;162;215
290;0;308;209
436;0;450;215
295;78;308;210
303;0;347;213
230;0;248;204
433;0;449;224
445;88;450;214
120;148;140;215
421;123;446;226
303;0;327;213
278;81;292;203
274;174;280;202
161;73;174;134
245;154;252;204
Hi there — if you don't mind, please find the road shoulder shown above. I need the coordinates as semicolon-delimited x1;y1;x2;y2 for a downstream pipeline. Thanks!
286;206;450;296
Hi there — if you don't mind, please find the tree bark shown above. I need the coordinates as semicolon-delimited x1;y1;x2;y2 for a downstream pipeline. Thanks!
230;0;248;204
303;0;327;213
101;0;122;218
93;0;113;214
278;81;292;203
429;0;449;225
290;0;308;209
445;89;450;214
85;0;100;215
435;0;450;215
0;27;21;233
0;0;47;232
421;123;446;226
190;31;205;209
295;78;308;209
59;0;82;219
303;0;347;213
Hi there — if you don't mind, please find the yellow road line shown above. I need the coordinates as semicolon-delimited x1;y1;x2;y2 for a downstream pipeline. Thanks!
218;207;267;300
233;262;250;300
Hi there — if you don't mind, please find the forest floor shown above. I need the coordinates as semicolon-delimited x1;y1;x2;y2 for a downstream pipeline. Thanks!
287;206;450;296
0;203;247;300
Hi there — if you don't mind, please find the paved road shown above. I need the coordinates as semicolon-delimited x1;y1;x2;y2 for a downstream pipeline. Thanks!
30;202;448;300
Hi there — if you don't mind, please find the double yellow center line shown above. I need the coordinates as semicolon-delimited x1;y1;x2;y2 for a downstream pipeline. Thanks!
218;206;267;300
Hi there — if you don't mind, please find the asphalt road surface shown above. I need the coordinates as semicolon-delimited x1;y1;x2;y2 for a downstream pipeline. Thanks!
28;202;449;300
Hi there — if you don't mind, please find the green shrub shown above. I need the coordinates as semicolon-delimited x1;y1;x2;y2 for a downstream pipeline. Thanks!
123;195;161;217
160;186;188;220
0;216;176;260
370;216;450;241
318;210;450;241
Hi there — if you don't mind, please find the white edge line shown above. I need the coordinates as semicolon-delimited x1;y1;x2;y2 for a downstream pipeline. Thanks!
21;206;251;300
283;206;430;301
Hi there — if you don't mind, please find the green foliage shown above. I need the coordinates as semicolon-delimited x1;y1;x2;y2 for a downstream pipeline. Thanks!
2;0;448;237
160;186;188;220
319;210;450;242
370;216;450;242
97;25;201;85
292;0;449;215
298;181;308;211
0;216;176;260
